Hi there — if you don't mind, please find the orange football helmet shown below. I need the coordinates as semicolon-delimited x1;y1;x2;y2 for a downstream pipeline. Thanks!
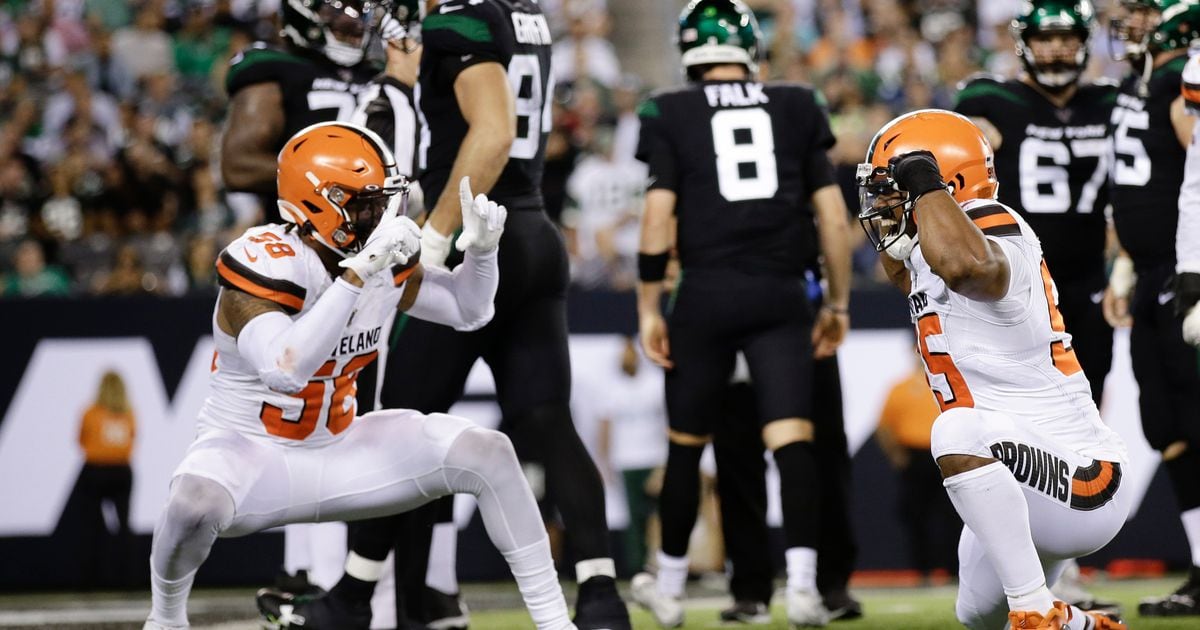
276;121;407;255
855;109;998;254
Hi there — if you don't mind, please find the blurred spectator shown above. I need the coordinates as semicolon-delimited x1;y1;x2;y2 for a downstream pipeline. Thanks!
564;125;645;290
610;74;641;163
595;336;668;574
173;4;230;90
111;2;174;80
875;350;961;580
57;369;136;587
184;232;218;291
552;1;620;88
39;68;123;163
85;0;134;32
3;238;70;296
97;242;157;295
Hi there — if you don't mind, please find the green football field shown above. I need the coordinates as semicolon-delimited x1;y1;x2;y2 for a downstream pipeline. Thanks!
0;577;1193;628
466;578;1195;629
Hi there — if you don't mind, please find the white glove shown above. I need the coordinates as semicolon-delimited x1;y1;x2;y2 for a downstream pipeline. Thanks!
1184;305;1200;347
420;221;453;271
379;12;406;42
1109;255;1136;299
455;176;507;254
339;214;421;280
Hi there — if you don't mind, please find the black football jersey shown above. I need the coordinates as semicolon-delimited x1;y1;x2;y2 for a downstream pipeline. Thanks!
955;75;1115;282
1109;56;1190;270
417;0;553;212
636;81;836;275
225;43;380;144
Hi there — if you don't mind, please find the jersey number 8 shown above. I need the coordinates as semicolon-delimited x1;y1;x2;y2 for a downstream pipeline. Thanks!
711;108;779;202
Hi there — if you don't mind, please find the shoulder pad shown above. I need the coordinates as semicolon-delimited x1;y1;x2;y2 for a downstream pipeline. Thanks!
1184;55;1200;114
963;201;1022;238
422;0;509;59
955;72;1006;92
226;44;309;95
216;226;312;314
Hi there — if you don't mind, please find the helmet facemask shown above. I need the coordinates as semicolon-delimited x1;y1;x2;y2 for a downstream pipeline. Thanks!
855;164;918;261
283;0;387;67
1017;30;1090;92
312;175;410;255
1110;0;1161;63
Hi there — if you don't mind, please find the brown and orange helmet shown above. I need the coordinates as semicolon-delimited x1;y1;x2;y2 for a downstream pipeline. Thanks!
855;109;997;253
276;121;407;256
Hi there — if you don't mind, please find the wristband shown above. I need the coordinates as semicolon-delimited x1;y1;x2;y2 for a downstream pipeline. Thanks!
821;304;848;315
638;252;670;282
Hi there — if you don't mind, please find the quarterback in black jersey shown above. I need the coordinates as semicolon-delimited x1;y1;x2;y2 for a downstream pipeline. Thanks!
1107;0;1200;617
956;0;1115;406
632;1;852;627
221;0;384;199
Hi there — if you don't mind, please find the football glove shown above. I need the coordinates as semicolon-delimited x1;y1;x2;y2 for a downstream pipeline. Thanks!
455;175;507;254
420;221;453;271
888;150;947;200
1175;272;1200;346
1108;256;1135;300
339;214;421;280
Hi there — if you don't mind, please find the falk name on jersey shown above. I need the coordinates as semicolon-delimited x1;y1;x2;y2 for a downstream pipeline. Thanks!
954;74;1116;283
636;80;835;275
417;0;554;212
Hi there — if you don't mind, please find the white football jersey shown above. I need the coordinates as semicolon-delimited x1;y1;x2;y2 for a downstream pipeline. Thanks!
905;199;1126;463
200;224;411;448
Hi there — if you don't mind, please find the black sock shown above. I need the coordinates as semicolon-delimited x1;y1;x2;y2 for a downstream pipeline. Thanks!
330;573;376;607
773;440;820;550
1164;446;1200;512
659;441;706;558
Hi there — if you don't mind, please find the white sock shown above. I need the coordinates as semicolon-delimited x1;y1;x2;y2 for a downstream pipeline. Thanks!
943;462;1053;613
149;567;196;627
656;551;689;598
575;558;616;583
344;551;384;582
1181;506;1200;567
426;521;460;594
283;523;313;576
502;537;572;630
785;547;818;593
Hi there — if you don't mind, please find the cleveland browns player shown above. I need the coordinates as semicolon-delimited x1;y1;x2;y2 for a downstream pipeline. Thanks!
143;121;573;630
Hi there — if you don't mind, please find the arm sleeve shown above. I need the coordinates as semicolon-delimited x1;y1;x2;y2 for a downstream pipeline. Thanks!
635;97;678;192
403;247;499;331
236;278;362;394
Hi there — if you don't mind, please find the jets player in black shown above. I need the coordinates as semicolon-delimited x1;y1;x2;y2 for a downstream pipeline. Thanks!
259;2;632;629
221;0;384;209
632;1;852;627
1106;0;1200;617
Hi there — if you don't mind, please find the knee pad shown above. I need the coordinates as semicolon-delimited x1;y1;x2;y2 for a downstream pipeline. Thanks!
164;475;235;537
445;427;522;489
930;408;999;460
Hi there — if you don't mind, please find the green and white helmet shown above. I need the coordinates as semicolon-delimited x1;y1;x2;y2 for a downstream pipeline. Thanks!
1112;0;1200;60
1010;0;1095;90
677;0;763;76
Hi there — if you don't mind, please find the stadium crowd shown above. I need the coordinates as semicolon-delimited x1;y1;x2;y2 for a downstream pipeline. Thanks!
0;0;1120;297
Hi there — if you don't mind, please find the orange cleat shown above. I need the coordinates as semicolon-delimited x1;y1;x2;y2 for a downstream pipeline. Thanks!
1008;601;1071;629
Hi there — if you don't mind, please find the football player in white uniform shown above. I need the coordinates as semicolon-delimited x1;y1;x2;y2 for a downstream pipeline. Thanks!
1177;53;1200;349
144;121;574;630
856;110;1129;630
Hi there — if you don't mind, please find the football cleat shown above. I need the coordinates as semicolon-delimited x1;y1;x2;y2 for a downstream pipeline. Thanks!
718;600;771;624
1008;600;1070;629
257;587;371;630
822;589;863;621
786;589;830;627
422;586;470;630
1083;609;1128;629
630;572;684;628
1138;565;1200;616
574;575;633;630
1051;563;1121;616
273;569;326;599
